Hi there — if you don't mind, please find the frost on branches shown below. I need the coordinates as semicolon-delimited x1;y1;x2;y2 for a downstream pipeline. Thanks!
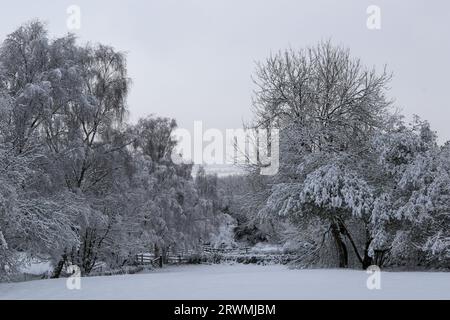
247;42;449;270
0;21;226;280
371;119;450;267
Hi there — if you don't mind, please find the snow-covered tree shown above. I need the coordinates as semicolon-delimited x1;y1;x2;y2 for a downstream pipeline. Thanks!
370;118;450;267
0;89;82;279
250;42;395;268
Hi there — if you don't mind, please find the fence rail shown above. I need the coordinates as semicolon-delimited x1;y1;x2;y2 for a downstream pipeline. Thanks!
135;254;163;268
134;253;191;267
202;245;252;255
135;244;287;267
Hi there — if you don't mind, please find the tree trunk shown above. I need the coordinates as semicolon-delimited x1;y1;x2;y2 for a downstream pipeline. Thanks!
51;254;67;279
362;235;374;269
330;222;348;268
362;247;373;269
162;247;168;264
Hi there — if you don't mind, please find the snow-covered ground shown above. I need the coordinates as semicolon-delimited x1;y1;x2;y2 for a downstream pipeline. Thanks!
0;264;449;300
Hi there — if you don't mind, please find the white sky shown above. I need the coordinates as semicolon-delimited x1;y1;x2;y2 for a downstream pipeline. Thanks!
1;0;450;143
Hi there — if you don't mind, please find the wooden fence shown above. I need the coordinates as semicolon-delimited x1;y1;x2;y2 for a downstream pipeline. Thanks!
135;253;190;267
135;244;285;267
135;254;163;268
201;245;252;255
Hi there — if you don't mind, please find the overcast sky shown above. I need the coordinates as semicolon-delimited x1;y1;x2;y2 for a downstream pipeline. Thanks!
1;0;449;142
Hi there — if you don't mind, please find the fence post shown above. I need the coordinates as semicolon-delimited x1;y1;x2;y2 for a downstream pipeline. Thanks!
159;255;163;268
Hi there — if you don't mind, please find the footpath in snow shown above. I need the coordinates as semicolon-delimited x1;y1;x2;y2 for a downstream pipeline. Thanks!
0;264;449;300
